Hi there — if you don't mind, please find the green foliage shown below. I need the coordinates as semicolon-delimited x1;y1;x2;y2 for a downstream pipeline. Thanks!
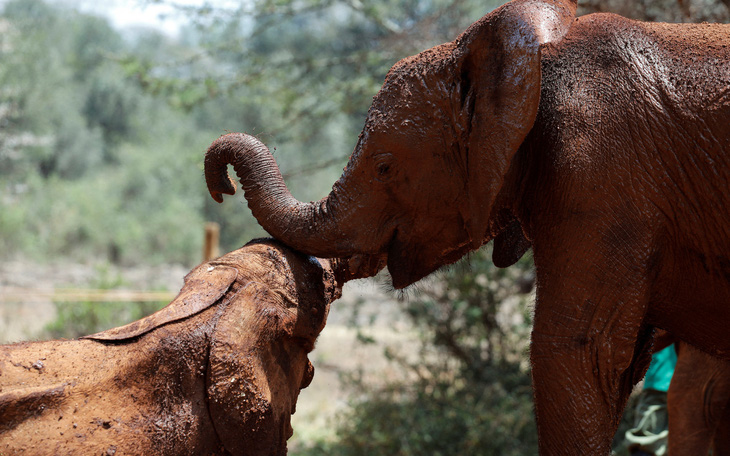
83;72;139;149
400;249;535;381
0;0;226;265
118;0;500;141
295;247;538;455
299;374;536;456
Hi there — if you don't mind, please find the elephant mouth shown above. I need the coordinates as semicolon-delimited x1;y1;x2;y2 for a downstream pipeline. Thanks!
386;228;472;289
385;228;415;289
388;258;430;289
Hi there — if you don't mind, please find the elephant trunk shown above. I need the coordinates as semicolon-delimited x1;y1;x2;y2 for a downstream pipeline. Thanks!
204;133;364;258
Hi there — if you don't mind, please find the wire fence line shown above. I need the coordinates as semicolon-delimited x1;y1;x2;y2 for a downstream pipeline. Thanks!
0;287;175;303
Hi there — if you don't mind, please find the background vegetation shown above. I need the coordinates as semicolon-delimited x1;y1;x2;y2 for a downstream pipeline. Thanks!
1;0;728;454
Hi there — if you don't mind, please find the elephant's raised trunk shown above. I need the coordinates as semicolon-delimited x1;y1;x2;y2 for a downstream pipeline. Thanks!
204;133;363;258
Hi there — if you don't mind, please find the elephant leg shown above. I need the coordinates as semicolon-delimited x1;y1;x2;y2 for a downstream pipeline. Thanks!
709;355;730;456
531;330;650;454
668;343;730;455
667;343;714;454
712;401;730;456
530;243;653;455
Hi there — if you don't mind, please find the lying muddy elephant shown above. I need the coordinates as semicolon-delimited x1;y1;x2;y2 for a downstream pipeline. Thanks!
0;239;377;455
203;0;730;454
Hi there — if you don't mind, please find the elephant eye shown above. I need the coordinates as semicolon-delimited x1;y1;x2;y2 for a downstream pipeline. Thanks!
374;153;394;182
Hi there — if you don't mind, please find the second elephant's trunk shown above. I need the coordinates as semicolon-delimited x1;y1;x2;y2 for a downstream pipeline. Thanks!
204;133;365;258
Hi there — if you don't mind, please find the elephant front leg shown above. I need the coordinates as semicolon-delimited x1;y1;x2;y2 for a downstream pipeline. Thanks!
530;288;652;455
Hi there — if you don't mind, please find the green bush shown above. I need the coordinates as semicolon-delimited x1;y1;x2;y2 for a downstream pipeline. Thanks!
295;247;538;455
298;367;537;456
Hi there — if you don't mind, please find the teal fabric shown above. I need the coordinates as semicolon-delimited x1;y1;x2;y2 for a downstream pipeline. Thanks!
643;345;677;393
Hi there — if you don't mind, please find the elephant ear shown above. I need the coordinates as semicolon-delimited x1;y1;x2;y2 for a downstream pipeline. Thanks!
207;282;296;456
460;0;576;248
84;264;238;341
493;220;532;268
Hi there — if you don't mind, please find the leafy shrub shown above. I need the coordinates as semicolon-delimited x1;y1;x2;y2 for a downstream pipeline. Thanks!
295;246;538;455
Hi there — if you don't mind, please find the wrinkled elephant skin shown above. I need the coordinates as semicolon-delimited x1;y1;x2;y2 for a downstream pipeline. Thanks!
203;0;730;454
668;342;730;455
0;239;352;456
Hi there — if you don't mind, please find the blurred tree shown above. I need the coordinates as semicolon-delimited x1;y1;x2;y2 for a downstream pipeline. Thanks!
0;0;120;179
0;0;214;265
296;247;538;455
83;72;139;153
67;14;123;77
124;0;498;129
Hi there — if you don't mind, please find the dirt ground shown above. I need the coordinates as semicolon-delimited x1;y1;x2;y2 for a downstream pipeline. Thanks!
0;260;418;448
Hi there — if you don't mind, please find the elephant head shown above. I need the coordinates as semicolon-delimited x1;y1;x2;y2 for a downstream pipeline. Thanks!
204;0;576;288
78;239;365;455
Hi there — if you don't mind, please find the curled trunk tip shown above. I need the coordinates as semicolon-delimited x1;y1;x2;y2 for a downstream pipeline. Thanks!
204;132;255;203
202;132;382;261
202;132;359;258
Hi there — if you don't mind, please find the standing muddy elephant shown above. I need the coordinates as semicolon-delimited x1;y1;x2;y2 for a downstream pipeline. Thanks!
0;239;376;455
203;0;730;454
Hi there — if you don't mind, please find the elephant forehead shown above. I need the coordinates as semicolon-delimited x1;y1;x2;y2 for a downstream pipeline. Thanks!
384;42;457;84
368;65;459;131
223;242;332;304
221;282;327;346
221;247;294;284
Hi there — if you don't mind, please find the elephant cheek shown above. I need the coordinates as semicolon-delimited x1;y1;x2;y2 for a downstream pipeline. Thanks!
208;357;290;456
